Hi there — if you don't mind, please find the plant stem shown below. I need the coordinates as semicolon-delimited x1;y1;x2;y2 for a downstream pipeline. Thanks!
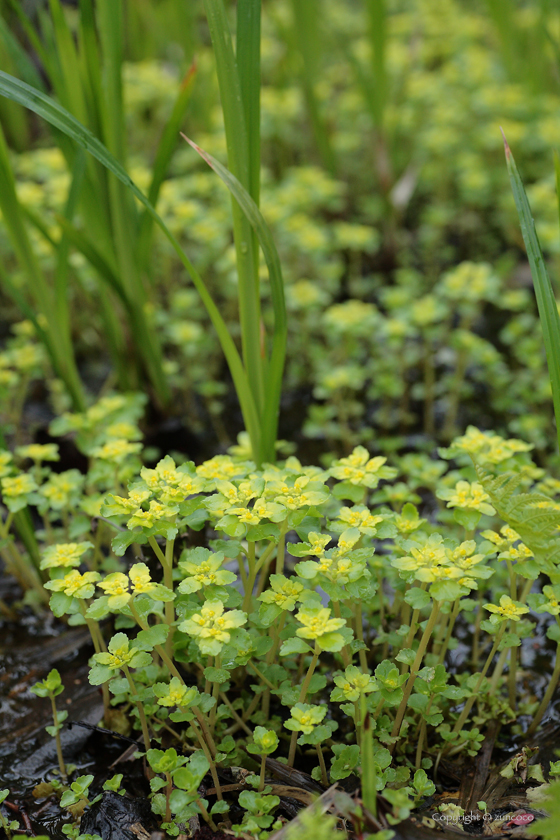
197;797;218;832
165;772;172;823
148;535;167;566
275;520;288;575
288;644;320;766
508;644;517;711
163;537;175;658
316;745;329;787
50;693;67;781
355;602;368;672
452;623;506;735
259;754;266;792
527;631;560;736
122;664;151;752
189;716;223;799
471;591;483;668
390;601;440;750
361;713;376;817
209;657;221;733
266;611;287;664
220;691;253;736
332;601;350;667
79;603;110;715
254;539;277;597
242;541;257;613
489;644;509;695
437;601;461;665
247;660;275;690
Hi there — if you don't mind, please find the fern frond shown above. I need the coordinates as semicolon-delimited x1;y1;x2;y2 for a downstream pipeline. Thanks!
476;465;560;563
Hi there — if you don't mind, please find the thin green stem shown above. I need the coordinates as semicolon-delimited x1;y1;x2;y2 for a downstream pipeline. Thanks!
361;713;377;817
163;537;175;658
437;601;461;665
266;611;287;664
489;643;509;695
471;591;484;668
390;601;440;750
508;644;517;711
242;541;257;613
50;693;67;782
123;664;151;752
288;644;320;766
355;602;368;672
188;716;222;800
247;660;275;690
220;691;253;736
197;798;218;832
164;772;172;823
275;520;288;575
148;535;167;566
527;627;560;736
452;623;506;736
316;745;329;787
259;754;266;792
332;601;350;667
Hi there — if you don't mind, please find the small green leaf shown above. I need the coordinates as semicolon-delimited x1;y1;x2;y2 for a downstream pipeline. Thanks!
395;648;416;666
404;587;431;610
135;624;170;651
203;667;230;684
280;637;311;656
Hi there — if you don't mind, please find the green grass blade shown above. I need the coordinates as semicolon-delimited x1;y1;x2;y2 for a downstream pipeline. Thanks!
4;0;50;71
366;0;388;127
0;259;59;381
22;205;58;248
55;149;86;336
236;0;261;206
203;0;264;429
49;0;88;121
21;206;125;375
0;14;44;90
183;134;287;462
0;121;84;409
96;0;139;298
94;0;171;406
290;0;336;174
0;70;260;451
138;61;197;273
14;509;42;574
504;133;560;451
55;216;127;304
554;151;560;236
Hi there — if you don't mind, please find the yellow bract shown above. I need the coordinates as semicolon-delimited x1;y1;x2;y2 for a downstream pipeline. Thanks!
1;473;38;497
484;595;529;622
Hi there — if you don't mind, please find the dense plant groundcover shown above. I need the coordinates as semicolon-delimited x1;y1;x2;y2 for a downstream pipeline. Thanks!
3;393;560;838
4;0;560;838
2;0;560;456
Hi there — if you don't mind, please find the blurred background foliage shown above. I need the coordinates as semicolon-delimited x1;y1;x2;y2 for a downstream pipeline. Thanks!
1;0;560;464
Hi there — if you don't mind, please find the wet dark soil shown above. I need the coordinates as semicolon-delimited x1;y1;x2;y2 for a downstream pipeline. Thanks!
0;597;558;839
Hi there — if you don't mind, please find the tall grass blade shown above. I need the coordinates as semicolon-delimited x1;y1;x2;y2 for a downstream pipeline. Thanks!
503;133;560;451
0;70;261;456
290;0;335;175
236;0;261;205
138;61;197;273
366;0;388;128
0;14;43;148
54;218;126;304
0;15;44;90
0;121;85;409
182;134;287;455
203;0;264;433
54;149;86;345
